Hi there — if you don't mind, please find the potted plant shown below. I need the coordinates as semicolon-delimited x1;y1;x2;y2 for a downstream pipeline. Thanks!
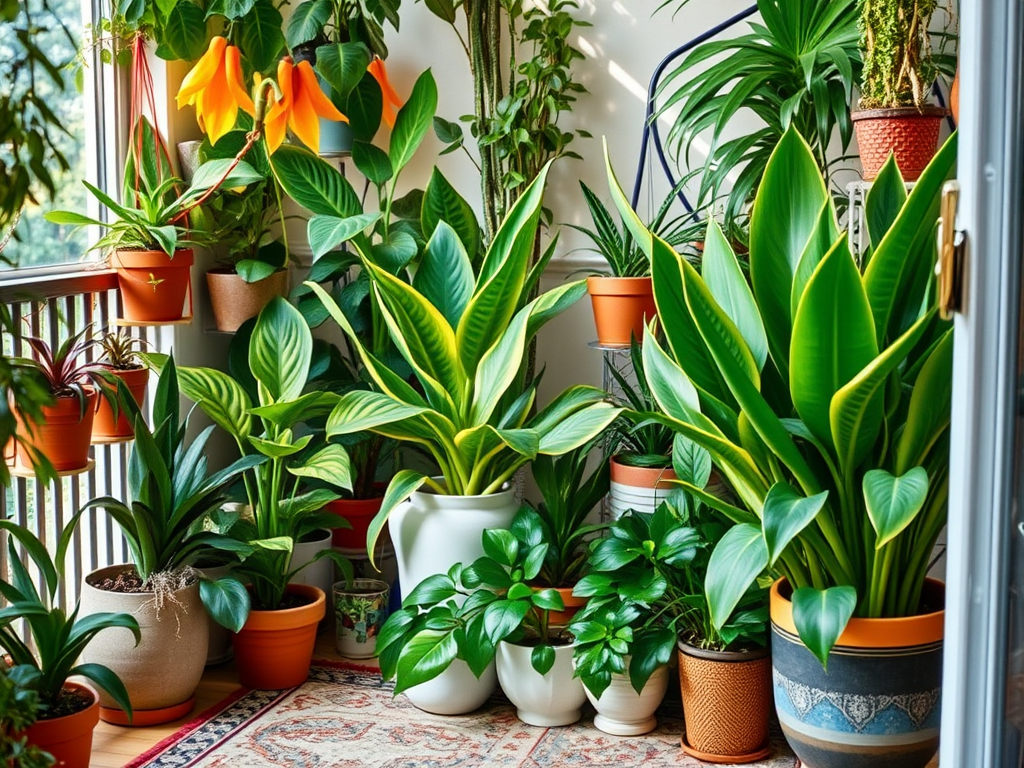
0;520;139;768
609;127;955;768
377;511;587;726
333;577;390;659
91;330;149;441
307;162;620;714
12;328;111;472
45;116;262;322
165;296;354;690
851;0;948;180
77;357;257;725
1;665;54;768
525;437;609;625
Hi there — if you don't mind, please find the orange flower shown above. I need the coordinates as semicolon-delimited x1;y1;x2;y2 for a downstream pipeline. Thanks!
368;56;403;129
177;36;254;146
258;57;348;155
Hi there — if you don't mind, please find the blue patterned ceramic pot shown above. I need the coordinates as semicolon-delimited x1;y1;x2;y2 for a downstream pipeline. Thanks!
770;579;944;768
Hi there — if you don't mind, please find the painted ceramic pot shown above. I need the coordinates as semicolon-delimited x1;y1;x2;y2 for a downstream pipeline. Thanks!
771;578;944;768
334;578;390;659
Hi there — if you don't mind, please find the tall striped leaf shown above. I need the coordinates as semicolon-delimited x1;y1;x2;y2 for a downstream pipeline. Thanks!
422;167;481;261
414;221;474;329
470;307;529;426
790;237;877;452
537;402;621;455
175;366;253;442
327;390;443;442
749;127;829;379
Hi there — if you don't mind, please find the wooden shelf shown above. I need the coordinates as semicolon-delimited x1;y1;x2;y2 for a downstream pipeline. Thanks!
114;316;193;327
91;434;135;445
8;459;95;479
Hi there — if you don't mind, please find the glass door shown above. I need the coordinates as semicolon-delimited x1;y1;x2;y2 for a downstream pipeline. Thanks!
939;1;1024;765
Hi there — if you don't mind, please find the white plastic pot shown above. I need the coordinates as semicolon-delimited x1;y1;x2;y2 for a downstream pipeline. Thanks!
609;458;677;519
585;663;670;736
496;641;586;727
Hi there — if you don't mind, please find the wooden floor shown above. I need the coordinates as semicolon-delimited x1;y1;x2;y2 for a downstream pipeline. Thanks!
90;630;349;768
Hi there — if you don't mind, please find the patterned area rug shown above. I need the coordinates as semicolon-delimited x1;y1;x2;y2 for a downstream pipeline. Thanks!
125;662;796;768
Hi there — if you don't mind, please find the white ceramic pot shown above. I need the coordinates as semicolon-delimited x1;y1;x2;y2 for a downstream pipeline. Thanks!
496;641;586;727
390;487;519;714
79;565;208;724
585;663;670;735
289;528;335;599
609;458;677;519
194;563;234;665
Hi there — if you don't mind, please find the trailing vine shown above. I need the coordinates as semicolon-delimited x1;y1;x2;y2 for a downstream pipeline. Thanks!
859;0;939;109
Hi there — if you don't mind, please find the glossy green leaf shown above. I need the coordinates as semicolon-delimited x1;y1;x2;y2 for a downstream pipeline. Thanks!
250;297;311;404
161;0;207;61
537;402;620;456
174;365;253;441
790;199;839;319
394;629;458;694
422;167;481;261
238;0;285;74
863;467;929;548
249;432;310;458
315;42;372;104
270;145;361;218
672;433;712;488
792;585;857;668
895;329;953;474
287;444;352;491
762;482;829;566
285;0;331;47
864;155;907;254
307;213;380;260
352;140;393;185
199;576;250;632
530;644;556;676
705;523;768;630
413;221;474;329
389;70;438;177
367;470;429;565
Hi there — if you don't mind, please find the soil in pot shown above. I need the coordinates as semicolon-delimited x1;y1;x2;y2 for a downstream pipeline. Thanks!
92;366;149;439
15;389;98;471
24;682;100;768
206;268;289;333
586;276;656;347
851;106;949;182
112;248;194;322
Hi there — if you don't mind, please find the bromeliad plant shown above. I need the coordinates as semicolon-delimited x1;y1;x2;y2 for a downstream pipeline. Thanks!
376;510;570;692
605;126;956;665
0;520;139;721
307;163;621;559
156;297;354;612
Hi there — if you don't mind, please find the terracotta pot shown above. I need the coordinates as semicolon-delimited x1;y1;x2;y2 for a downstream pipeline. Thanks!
950;66;959;125
677;640;772;763
609;457;676;519
15;389;98;471
206;268;289;333
851;106;949;182
23;682;100;768
324;494;386;549
586;276;656;347
539;586;586;627
92;366;149;440
112;248;194;322
232;583;326;690
80;564;208;726
771;578;944;768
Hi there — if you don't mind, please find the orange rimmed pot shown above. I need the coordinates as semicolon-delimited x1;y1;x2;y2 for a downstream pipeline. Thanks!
232;583;326;690
609;457;676;519
851;106;950;181
325;494;386;549
23;682;100;768
535;586;586;627
15;388;98;471
206;268;289;333
92;366;149;440
586;276;656;347
770;578;944;768
112;248;194;322
677;640;772;763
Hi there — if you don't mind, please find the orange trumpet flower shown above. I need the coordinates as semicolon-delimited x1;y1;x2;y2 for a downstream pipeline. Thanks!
176;36;254;147
368;56;403;129
256;57;348;155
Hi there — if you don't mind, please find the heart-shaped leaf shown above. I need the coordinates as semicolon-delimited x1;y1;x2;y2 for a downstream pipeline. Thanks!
792;585;857;668
863;467;930;548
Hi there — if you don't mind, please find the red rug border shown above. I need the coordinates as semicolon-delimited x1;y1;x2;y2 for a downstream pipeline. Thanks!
121;661;380;768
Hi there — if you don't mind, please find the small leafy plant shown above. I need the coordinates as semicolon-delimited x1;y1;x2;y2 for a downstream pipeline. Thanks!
96;330;147;370
0;665;53;768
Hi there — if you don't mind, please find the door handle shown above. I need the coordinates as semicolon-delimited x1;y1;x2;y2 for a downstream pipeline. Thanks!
937;180;966;320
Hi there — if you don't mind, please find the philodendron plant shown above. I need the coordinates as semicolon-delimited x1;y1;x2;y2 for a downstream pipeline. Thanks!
307;162;621;561
603;128;956;665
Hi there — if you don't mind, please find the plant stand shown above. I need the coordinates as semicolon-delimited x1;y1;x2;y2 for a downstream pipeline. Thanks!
589;341;638;522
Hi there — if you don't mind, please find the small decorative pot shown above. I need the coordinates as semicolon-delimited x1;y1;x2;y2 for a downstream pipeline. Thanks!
79;564;208;726
851;106;950;182
288;528;336;602
112;248;194;322
677;640;773;763
771;578;944;768
496;641;585;727
206;268;289;333
24;682;100;768
15;389;98;471
232;583;326;690
334;578;390;659
584;662;670;736
92;366;149;440
609;457;676;519
586;276;656;347
324;493;386;549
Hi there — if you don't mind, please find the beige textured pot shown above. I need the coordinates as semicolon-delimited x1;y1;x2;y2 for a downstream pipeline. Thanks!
79;564;208;725
206;268;289;333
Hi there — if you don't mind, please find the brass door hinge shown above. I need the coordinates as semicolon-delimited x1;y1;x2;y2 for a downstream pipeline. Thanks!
937;180;966;320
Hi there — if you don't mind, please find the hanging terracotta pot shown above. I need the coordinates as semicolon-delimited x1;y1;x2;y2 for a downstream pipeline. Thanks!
15;389;98;471
92;366;149;440
771;578;944;768
232;583;326;690
677;640;773;763
23;682;100;768
206;268;290;333
112;248;194;322
324;493;386;549
586;276;656;346
851;107;950;182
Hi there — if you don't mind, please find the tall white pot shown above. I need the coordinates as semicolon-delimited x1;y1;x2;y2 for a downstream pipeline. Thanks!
390;487;519;714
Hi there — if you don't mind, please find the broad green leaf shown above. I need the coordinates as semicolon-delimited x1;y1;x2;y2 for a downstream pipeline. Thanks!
238;0;285;74
703;219;768;370
641;325;702;420
790;199;839;320
175;365;254;441
352;140;394;185
422;167;481;261
315;42;372;104
705;523;768;631
762;482;829;566
370;231;418;274
183;160;263;199
863;467;929;548
790;236;877;452
326;390;432;437
199;576;250;632
343;70;383;142
250;297;311;403
394;629;458;694
864;155;907;254
285;0;331;47
288;444;353;491
270;145;361;217
404;574;458;606
672;433;712;488
537;402;621;455
249;432;311;458
413;221;474;328
367;470;429;564
895;329;953;474
308;214;380;260
530;644;556;676
482;529;518;568
389;70;438;177
470;306;530;425
749;127;829;379
161;0;206;61
249;390;340;427
792;585;857;668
